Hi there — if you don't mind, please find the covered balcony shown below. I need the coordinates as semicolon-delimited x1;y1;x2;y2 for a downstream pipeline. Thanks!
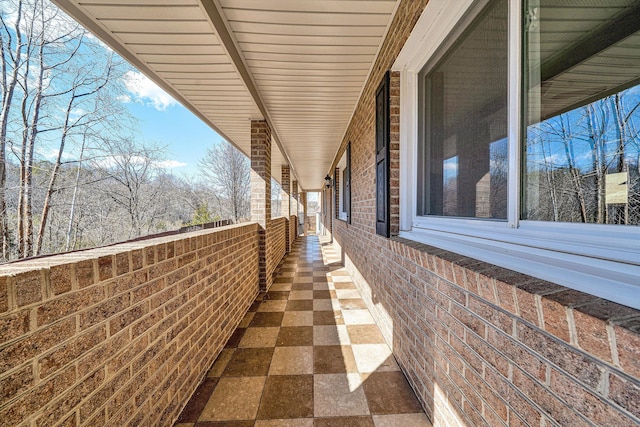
2;1;640;426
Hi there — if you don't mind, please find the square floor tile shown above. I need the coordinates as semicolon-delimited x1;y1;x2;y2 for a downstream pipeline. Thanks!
313;325;351;346
281;311;314;327
255;419;313;427
223;347;274;377
257;300;288;312
372;413;432;426
313;311;344;325
313;299;340;312
199;376;265;421
297;271;314;277
257;375;314;419
363;371;424;415
285;300;314;311
314;373;370;417
347;325;386;344
313;290;333;300
207;349;235;377
291;283;314;291
339;299;368;310
289;290;313;300
269;346;313;375
225;329;246;348
267;291;290;300
238;327;280;348
270;283;292;292
351;345;399;373
314;416;375;427
238;312;255;328
336;289;362;300
343;310;376;325
313;345;358;374
276;326;313;346
194;421;254;427
334;282;358;290
249;312;284;327
313;283;331;290
293;276;313;283
176;378;218;422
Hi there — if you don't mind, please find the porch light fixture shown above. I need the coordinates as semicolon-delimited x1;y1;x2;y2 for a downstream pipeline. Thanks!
324;175;332;189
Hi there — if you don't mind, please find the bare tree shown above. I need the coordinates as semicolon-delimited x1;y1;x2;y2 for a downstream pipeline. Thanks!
94;138;164;237
0;0;25;259
198;141;250;222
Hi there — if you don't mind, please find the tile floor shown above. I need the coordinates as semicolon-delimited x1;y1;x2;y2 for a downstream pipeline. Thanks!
174;235;431;427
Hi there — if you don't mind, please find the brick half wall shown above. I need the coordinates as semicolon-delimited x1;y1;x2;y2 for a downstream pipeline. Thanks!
0;223;260;426
266;217;288;291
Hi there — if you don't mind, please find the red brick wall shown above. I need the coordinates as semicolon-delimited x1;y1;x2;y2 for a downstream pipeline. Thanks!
266;217;287;290
288;215;298;252
328;0;640;425
0;224;260;426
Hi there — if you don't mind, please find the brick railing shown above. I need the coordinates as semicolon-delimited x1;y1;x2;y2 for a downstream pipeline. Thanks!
0;223;261;426
267;217;288;286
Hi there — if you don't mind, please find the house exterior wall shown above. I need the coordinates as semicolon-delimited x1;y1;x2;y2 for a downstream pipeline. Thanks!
328;0;640;426
0;223;260;426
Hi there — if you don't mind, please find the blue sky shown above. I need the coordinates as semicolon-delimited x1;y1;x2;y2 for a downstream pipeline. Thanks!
121;70;223;179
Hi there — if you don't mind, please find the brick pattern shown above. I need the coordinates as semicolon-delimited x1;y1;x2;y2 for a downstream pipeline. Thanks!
328;0;640;426
251;120;272;291
250;120;272;227
281;166;292;253
0;224;261;426
288;215;298;251
266;217;287;291
281;165;290;219
291;180;298;219
334;167;340;220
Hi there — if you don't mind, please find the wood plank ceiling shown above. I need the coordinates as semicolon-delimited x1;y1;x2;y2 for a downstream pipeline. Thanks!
52;0;399;190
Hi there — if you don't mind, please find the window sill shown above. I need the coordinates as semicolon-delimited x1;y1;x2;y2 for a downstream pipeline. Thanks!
400;227;640;310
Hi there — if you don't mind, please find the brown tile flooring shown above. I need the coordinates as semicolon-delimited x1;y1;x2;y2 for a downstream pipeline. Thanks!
174;235;431;427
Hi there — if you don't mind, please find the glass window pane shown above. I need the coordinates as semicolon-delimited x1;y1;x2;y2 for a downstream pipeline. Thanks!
418;0;508;219
523;0;640;225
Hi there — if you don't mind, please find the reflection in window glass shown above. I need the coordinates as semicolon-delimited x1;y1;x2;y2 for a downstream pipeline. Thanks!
418;0;508;219
524;0;640;225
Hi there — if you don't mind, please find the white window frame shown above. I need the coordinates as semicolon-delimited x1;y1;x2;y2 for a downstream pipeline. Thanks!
337;151;348;222
393;0;640;309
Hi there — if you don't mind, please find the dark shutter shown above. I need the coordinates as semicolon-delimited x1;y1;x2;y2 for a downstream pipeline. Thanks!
345;143;351;224
376;71;390;237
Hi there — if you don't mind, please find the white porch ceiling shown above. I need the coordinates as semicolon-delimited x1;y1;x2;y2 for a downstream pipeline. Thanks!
52;0;399;190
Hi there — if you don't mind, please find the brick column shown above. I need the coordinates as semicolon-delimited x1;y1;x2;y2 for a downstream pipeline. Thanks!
251;120;271;290
281;165;290;217
281;165;291;252
301;191;307;234
292;180;299;236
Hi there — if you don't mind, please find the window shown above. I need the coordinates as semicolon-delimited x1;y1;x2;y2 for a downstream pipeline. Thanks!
336;144;351;222
418;0;508;219
523;0;640;225
394;0;640;309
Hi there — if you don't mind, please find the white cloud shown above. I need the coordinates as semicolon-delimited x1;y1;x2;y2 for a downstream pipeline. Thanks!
155;160;187;169
122;71;177;111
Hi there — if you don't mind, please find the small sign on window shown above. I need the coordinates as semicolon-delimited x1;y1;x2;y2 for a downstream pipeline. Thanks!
605;172;628;205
